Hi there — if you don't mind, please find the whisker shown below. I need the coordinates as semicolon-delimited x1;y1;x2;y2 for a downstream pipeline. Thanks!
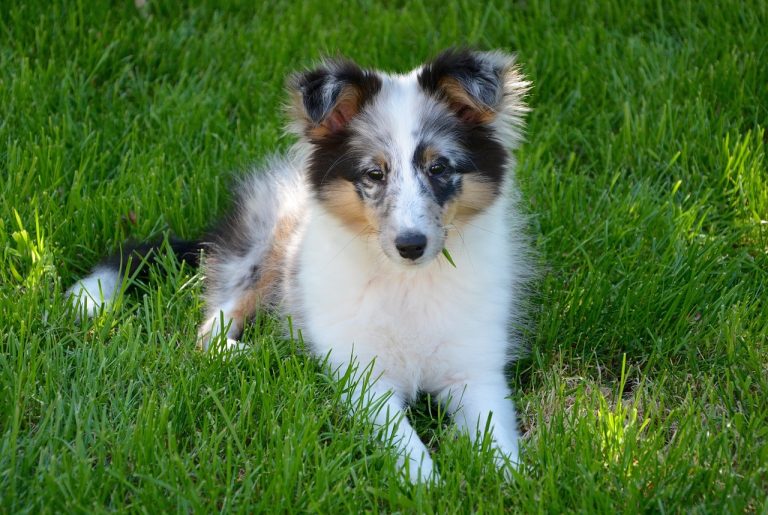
452;217;503;237
322;224;374;267
318;152;358;186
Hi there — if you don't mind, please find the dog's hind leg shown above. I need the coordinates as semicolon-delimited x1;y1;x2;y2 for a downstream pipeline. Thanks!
196;243;283;352
196;290;259;352
196;261;278;351
197;172;303;352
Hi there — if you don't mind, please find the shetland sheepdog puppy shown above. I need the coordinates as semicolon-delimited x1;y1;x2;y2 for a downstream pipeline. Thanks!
67;48;533;483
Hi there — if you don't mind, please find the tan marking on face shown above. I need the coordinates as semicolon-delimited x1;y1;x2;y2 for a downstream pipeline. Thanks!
443;200;458;226
451;175;500;222
439;77;497;125
420;146;439;166
319;179;378;233
372;154;389;171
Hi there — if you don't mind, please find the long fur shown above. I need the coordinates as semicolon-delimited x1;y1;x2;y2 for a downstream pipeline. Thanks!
67;48;533;483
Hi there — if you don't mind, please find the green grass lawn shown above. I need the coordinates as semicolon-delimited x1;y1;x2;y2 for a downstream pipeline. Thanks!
2;0;767;511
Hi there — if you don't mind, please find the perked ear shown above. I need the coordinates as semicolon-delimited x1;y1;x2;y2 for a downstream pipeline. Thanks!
288;59;382;140
417;48;529;126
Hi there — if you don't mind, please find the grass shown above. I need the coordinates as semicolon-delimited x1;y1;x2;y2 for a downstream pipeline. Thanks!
1;0;767;511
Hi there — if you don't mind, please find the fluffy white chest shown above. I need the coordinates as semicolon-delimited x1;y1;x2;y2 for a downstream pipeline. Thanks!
291;200;516;399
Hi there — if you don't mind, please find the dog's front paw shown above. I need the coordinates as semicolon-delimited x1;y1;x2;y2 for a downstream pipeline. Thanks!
493;440;522;481
399;453;440;485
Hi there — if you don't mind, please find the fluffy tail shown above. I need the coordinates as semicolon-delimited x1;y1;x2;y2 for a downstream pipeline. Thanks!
66;238;204;319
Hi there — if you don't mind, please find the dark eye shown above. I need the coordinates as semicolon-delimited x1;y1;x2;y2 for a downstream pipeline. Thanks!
366;168;385;181
428;161;447;177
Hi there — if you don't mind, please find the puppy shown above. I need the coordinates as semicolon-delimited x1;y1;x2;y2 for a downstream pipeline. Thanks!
67;48;532;483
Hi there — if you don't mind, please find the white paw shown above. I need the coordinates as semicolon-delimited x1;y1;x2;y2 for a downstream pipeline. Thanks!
493;441;522;481
399;453;440;485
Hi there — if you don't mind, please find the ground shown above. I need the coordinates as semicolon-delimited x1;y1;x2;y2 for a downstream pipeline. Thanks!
1;0;766;512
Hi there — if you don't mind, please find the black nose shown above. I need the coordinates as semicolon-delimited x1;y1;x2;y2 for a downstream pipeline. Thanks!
395;232;427;260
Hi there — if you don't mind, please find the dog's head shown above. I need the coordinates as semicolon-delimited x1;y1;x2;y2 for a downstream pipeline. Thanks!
288;48;529;266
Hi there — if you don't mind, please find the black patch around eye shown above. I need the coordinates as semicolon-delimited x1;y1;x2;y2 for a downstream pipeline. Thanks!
412;141;450;174
456;125;506;194
412;142;460;207
429;174;460;206
428;159;448;177
308;134;359;191
412;141;428;168
365;168;385;182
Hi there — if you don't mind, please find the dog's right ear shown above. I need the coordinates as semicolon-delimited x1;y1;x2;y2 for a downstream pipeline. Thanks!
288;59;382;140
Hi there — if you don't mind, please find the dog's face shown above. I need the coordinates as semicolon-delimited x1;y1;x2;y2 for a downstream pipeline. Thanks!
289;49;528;266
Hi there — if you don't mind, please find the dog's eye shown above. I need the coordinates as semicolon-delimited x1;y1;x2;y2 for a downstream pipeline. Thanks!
428;162;447;177
366;168;385;181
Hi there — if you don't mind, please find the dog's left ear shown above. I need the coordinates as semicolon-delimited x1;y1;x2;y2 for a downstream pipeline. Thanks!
418;48;529;125
288;58;382;140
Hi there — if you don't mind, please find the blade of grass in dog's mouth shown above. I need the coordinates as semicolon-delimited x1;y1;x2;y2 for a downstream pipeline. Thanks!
442;248;457;268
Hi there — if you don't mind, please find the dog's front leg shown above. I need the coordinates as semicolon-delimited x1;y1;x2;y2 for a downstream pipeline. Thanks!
348;382;436;484
438;376;521;478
